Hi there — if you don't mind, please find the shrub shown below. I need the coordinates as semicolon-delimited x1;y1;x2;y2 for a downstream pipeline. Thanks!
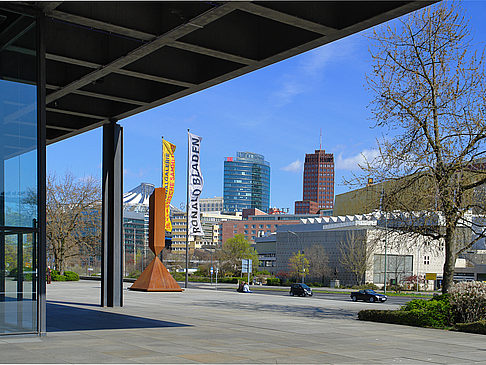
266;278;280;286
51;269;60;276
127;270;141;279
52;274;67;281
256;270;271;276
219;277;243;284
401;297;452;327
454;320;486;335
8;267;33;281
64;271;80;281
450;281;486;323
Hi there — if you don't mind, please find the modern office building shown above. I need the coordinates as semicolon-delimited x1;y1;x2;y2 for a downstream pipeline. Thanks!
0;0;431;336
221;211;319;244
272;213;445;287
295;149;334;214
223;152;270;212
200;197;224;212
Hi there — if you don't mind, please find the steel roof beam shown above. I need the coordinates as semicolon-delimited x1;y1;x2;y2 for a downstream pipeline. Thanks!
46;84;148;106
111;1;431;123
45;2;238;105
0;15;34;52
46;124;76;132
46;9;254;67
6;45;196;88
168;40;255;65
46;107;106;120
46;9;154;42
233;2;337;35
36;2;63;13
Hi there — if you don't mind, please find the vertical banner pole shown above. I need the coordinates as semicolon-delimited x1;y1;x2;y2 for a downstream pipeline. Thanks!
161;136;164;264
185;129;190;289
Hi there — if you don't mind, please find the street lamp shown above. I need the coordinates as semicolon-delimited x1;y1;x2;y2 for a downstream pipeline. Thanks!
288;231;305;284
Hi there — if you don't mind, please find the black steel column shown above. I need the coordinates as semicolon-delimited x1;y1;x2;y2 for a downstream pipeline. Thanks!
102;121;123;307
36;14;46;335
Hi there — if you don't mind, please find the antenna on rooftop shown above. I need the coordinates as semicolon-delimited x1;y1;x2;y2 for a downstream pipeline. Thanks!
319;128;322;150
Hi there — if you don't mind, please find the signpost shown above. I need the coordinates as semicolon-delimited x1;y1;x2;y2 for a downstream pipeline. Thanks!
241;259;252;284
210;266;214;285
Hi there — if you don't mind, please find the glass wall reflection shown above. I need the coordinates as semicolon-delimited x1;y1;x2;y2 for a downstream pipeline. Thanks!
0;9;38;335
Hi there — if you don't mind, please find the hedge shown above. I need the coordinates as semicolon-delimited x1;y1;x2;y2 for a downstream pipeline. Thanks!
358;309;451;328
454;320;486;335
266;278;280;286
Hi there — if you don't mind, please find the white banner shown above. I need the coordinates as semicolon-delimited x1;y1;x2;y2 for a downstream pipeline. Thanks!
188;132;204;237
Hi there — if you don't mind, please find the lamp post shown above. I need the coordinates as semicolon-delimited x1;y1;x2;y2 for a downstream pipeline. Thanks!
380;187;388;294
288;231;304;284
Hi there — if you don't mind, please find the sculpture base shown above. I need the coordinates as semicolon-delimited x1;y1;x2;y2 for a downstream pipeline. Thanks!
129;256;183;292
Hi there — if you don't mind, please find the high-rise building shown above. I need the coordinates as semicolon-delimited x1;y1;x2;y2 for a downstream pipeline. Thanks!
295;149;334;214
223;152;270;212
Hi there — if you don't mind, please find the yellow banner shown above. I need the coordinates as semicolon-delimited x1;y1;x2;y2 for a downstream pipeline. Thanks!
162;139;176;232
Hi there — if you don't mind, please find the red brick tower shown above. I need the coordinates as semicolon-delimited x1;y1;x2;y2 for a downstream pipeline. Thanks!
295;150;334;214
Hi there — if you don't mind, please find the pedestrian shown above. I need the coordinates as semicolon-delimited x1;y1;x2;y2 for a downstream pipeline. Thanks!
243;282;252;293
47;266;52;284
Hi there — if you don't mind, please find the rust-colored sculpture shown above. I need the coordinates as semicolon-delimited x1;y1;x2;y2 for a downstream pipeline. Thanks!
130;188;182;292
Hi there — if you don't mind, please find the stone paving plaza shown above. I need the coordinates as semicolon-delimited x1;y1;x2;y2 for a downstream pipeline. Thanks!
1;281;485;364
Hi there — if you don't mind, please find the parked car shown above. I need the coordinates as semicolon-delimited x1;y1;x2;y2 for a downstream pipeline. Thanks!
350;289;387;303
290;283;313;297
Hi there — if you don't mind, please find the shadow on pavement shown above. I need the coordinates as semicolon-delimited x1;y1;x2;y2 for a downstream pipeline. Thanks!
47;301;190;332
200;300;357;319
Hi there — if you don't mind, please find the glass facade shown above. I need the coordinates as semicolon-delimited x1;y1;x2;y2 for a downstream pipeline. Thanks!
223;152;270;212
0;9;39;335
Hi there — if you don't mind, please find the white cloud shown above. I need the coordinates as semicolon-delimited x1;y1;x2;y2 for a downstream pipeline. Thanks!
269;37;359;107
272;79;307;107
335;149;380;171
281;159;303;172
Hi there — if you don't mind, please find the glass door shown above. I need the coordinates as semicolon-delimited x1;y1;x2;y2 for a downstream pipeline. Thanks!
0;8;38;335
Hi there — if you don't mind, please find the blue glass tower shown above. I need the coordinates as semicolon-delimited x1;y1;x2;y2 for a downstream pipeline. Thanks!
223;152;270;212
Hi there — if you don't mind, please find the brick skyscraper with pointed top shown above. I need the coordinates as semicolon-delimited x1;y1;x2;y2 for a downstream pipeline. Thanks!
295;150;334;214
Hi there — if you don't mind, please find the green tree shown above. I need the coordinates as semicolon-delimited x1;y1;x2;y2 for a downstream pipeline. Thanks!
364;2;486;293
288;251;309;283
218;234;259;275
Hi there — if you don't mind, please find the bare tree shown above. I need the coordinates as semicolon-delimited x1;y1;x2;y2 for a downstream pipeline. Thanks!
339;231;374;286
306;245;330;284
46;172;101;273
364;2;486;293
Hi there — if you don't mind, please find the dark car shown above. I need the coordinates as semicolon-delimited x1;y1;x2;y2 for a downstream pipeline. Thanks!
290;283;313;297
350;289;387;303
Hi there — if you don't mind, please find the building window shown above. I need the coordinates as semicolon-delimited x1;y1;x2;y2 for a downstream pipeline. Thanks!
423;256;430;265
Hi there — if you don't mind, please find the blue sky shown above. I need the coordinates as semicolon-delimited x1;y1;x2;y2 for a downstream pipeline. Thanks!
47;1;486;213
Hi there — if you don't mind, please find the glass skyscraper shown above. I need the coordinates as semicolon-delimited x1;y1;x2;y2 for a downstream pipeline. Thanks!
223;152;270;212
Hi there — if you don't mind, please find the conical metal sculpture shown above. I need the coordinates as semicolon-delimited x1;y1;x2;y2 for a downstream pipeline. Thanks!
130;188;182;292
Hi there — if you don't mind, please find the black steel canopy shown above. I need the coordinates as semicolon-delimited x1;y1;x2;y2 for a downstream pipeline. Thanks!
1;1;432;145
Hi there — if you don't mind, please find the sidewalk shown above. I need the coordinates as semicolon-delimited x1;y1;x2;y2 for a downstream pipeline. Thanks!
0;281;483;364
